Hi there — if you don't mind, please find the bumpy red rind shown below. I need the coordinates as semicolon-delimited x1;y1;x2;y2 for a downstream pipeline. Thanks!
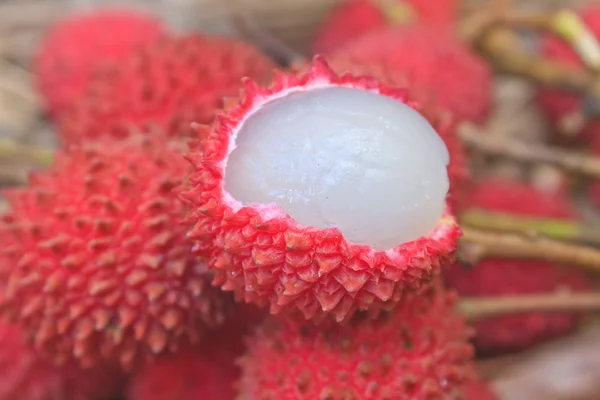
182;56;462;322
57;34;277;146
35;9;166;115
237;285;477;400
0;135;231;369
0;322;124;400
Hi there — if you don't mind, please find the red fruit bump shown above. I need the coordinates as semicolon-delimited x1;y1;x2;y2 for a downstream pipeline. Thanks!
0;322;124;400
35;8;167;115
182;56;461;322
313;0;459;54
237;285;477;399
323;26;493;125
444;179;593;354
58;34;277;146
0;134;232;369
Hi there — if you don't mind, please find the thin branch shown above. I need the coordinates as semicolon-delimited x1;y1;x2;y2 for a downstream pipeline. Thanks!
459;292;600;321
0;138;54;167
459;227;600;271
459;209;600;248
459;122;600;178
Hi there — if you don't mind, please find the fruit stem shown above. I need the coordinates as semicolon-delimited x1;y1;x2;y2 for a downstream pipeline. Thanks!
459;292;600;321
459;122;600;179
370;0;416;26
0;138;54;167
459;209;600;248
459;227;600;271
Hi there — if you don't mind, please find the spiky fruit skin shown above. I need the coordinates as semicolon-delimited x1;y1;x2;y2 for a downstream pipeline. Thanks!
0;322;124;400
0;135;232;369
313;0;458;54
127;305;263;400
35;9;166;115
537;5;600;144
322;26;492;124
181;57;462;322
237;285;477;400
58;34;277;146
444;179;593;355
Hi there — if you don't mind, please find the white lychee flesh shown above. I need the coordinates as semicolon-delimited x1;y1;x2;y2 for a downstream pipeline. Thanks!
224;86;449;250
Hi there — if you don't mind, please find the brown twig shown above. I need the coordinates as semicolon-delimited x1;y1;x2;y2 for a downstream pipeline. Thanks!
459;292;600;321
459;227;600;271
459;122;600;178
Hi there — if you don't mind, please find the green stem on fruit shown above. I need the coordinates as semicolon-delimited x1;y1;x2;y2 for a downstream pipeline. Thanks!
459;209;600;248
371;0;416;26
459;227;600;271
459;292;600;321
0;138;54;167
459;122;600;178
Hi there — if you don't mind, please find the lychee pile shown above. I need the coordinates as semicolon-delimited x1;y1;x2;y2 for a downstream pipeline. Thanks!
3;1;600;398
444;179;593;355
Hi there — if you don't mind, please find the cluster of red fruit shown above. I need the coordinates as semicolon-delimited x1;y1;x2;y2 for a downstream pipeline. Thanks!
0;0;596;399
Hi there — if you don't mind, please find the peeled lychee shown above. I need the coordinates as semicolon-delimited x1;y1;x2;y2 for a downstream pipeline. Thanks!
182;57;461;322
313;0;459;54
35;9;166;115
537;5;600;144
0;134;231;369
237;284;476;399
444;179;593;354
58;34;277;145
0;322;124;400
322;26;493;124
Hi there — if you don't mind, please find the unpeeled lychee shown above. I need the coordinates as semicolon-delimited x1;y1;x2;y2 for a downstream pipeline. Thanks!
0;134;231;369
58;34;277;145
237;284;476;399
322;26;493;124
182;57;461;322
444;179;593;354
127;305;263;400
0;322;124;400
35;9;166;115
537;5;600;144
312;0;459;54
462;381;498;400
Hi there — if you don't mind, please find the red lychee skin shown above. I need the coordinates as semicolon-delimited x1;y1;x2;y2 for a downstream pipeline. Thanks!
127;304;263;400
0;135;232;369
181;57;462;323
462;381;498;400
35;9;166;115
237;285;477;400
444;179;593;355
0;322;124;400
537;5;600;144
324;26;492;124
58;34;277;146
589;137;600;208
312;0;458;55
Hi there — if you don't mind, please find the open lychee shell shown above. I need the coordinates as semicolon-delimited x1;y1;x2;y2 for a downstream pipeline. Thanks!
182;57;462;322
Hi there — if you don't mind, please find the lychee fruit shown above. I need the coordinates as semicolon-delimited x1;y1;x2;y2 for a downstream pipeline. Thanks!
237;284;477;400
58;34;277;145
462;381;498;400
322;26;493;124
126;305;262;400
537;5;600;144
0;134;232;369
313;0;459;54
35;9;167;115
0;322;124;400
444;178;593;354
182;57;461;322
